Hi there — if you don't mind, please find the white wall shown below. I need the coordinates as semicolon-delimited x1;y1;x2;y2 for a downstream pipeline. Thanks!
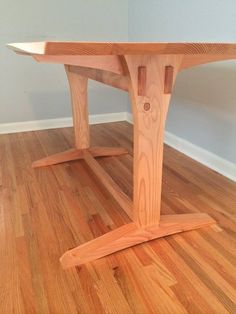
0;0;128;123
128;0;236;164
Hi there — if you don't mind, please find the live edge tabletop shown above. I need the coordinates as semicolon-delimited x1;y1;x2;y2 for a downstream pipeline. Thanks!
8;41;236;269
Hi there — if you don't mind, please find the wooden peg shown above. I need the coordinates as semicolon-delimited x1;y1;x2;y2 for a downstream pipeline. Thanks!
138;66;147;96
164;65;174;94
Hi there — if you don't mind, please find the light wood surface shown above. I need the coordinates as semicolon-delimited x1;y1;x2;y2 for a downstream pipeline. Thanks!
180;54;236;69
34;55;124;74
7;41;236;269
65;65;90;149
7;41;236;56
68;65;129;91
1;123;236;313
124;55;182;226
137;66;147;96
164;65;174;94
83;150;133;219
32;147;128;168
60;213;214;268
7;41;236;72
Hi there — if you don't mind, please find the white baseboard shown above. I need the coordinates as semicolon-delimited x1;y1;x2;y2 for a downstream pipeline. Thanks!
164;131;236;182
0;112;127;134
126;112;133;124
0;117;73;134
1;111;235;182
126;112;236;181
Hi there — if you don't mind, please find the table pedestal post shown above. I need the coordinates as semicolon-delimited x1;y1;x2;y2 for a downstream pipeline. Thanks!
125;55;178;227
59;55;215;269
31;65;129;168
65;64;90;150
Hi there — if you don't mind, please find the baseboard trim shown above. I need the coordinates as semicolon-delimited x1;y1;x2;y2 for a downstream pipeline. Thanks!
0;117;73;134
126;112;236;182
1;111;235;182
0;112;127;135
164;131;236;182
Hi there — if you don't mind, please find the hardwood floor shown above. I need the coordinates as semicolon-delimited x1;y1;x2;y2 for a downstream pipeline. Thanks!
0;121;235;313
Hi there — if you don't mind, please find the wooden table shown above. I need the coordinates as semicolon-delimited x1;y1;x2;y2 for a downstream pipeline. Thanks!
8;42;236;269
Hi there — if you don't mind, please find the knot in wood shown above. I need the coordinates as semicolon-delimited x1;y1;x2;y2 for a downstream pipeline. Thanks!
143;102;151;111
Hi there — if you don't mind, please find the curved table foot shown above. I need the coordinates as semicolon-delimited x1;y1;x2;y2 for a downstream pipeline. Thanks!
32;146;129;168
60;213;215;269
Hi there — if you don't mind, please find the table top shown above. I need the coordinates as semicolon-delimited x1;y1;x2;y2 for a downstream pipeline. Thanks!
7;41;236;56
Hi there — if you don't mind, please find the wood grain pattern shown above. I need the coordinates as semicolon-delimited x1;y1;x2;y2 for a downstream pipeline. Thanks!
124;55;182;226
138;66;147;96
164;65;174;94
83;150;133;219
1;123;236;313
65;65;89;150
181;54;236;70
60;213;214;268
34;55;124;74
32;147;128;168
7;41;236;57
68;65;128;91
